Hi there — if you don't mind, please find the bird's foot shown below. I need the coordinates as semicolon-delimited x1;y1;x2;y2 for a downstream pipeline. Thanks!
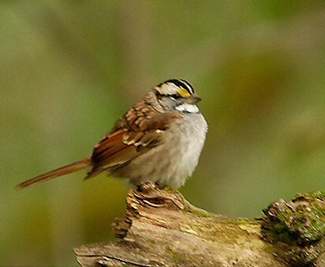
137;181;158;193
134;182;185;210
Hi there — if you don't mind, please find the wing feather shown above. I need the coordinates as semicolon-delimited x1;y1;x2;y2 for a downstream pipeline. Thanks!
86;96;182;178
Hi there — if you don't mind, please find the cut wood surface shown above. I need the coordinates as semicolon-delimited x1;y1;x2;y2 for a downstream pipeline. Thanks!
75;186;325;267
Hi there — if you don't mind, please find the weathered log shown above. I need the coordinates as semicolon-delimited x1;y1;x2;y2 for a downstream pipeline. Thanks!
75;186;325;267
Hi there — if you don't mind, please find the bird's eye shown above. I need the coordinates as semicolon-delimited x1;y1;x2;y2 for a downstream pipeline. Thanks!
169;95;181;101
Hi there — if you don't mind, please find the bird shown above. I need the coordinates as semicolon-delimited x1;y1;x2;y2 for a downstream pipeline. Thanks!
17;79;208;189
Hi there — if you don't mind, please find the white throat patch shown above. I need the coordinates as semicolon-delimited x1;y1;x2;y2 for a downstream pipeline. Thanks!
176;103;199;113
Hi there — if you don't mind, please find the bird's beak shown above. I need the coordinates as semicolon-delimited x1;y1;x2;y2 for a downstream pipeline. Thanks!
186;95;202;104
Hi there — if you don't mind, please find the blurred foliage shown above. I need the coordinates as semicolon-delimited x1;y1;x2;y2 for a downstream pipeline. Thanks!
1;1;325;266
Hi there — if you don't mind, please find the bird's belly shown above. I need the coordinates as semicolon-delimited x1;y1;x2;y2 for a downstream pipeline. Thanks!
113;114;207;188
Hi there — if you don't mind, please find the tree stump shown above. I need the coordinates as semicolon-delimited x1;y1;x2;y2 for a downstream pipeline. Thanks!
75;187;325;267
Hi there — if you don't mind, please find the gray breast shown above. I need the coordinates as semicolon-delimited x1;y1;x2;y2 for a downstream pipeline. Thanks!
114;113;207;189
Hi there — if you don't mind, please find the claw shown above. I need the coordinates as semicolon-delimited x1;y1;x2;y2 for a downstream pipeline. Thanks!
137;181;157;193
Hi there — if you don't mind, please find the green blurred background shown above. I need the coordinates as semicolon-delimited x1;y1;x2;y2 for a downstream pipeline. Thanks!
1;1;325;266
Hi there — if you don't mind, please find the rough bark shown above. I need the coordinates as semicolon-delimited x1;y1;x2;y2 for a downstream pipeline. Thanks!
75;186;325;267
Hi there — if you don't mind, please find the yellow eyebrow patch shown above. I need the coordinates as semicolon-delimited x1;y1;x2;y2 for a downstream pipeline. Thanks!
177;87;191;97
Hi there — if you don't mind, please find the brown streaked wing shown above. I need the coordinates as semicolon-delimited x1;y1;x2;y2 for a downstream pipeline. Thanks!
86;100;182;178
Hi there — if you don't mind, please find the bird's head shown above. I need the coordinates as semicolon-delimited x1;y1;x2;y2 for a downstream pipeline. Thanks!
154;79;201;113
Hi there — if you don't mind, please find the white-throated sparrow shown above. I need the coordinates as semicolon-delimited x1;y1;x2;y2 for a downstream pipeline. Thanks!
17;79;207;189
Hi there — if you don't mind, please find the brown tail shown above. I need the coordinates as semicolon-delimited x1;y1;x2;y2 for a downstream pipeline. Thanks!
16;158;91;189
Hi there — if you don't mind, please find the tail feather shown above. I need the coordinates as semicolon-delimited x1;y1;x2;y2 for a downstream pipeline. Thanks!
17;158;91;189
